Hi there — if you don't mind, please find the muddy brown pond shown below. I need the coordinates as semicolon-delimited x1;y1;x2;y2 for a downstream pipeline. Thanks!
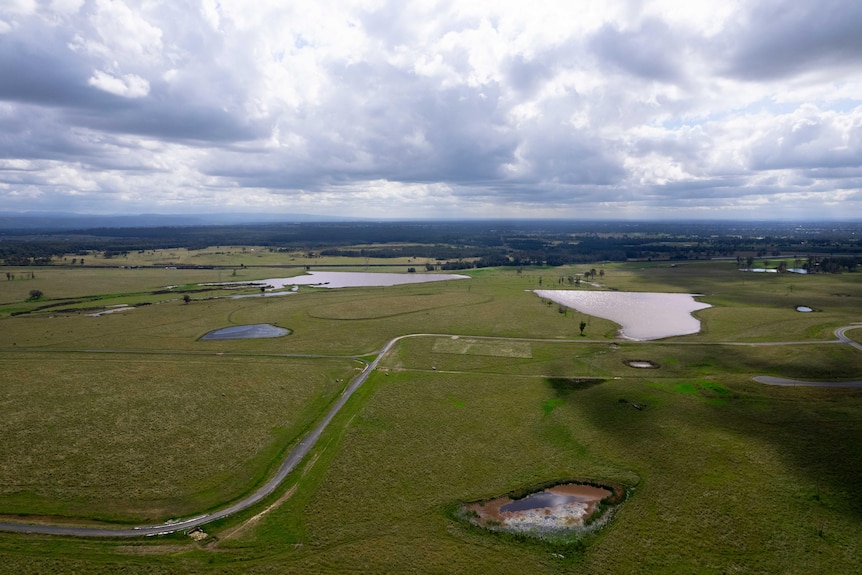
463;482;623;537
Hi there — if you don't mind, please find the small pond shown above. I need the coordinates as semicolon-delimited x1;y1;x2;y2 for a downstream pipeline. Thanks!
535;290;711;340
796;306;813;312
464;482;621;537
200;324;291;341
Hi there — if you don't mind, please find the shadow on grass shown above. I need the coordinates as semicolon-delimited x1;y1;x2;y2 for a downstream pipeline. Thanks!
572;376;862;521
546;377;606;396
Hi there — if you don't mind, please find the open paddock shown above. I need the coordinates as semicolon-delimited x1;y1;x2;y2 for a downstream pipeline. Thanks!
0;260;860;573
0;352;359;522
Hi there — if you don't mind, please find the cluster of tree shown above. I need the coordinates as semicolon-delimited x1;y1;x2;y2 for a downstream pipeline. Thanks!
2;221;861;270
807;256;862;273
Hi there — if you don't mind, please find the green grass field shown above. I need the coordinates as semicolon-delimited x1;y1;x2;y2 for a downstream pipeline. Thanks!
0;352;360;522
0;255;860;573
44;245;436;268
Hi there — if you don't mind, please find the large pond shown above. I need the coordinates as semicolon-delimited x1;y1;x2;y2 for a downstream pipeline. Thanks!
212;271;470;294
535;290;711;340
740;268;807;274
200;324;290;341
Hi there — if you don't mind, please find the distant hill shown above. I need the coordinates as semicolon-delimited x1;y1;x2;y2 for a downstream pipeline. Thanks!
0;212;357;231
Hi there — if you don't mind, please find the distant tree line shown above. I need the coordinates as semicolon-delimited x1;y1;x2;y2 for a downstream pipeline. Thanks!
2;221;861;270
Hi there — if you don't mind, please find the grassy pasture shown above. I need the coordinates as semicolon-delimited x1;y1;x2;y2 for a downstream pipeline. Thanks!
384;336;862;382
227;366;862;574
0;352;359;522
0;259;860;573
0;271;613;354
53;245;432;268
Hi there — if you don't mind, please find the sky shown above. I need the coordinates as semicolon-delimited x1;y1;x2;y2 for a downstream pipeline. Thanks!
1;0;861;221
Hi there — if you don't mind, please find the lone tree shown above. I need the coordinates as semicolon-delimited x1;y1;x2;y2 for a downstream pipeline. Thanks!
28;289;43;300
182;294;191;304
579;321;587;336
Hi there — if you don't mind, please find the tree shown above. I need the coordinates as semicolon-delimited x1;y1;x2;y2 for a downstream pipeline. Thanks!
28;289;43;300
183;294;191;304
579;321;587;336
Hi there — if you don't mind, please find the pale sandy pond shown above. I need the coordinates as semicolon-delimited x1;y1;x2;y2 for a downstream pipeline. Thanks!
211;271;470;294
535;290;711;340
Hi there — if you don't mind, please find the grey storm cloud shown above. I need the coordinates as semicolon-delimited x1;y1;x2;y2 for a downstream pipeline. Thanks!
722;0;862;80
0;1;860;219
589;18;685;83
0;35;130;120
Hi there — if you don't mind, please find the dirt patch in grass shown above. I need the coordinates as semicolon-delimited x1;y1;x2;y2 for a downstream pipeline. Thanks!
218;452;320;542
432;337;533;358
218;485;299;543
625;359;659;368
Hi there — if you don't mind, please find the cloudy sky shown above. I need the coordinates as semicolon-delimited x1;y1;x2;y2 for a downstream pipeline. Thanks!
1;0;861;220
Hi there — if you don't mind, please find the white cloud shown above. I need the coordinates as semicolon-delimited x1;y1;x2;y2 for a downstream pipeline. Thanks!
0;0;37;17
49;0;84;16
0;1;861;219
87;70;150;98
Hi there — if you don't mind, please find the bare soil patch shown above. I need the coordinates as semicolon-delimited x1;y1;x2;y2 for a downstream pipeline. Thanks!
625;359;659;368
432;337;533;358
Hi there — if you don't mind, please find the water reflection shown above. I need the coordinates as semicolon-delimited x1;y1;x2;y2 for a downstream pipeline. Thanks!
536;290;711;340
200;324;290;340
215;271;470;293
501;492;587;513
